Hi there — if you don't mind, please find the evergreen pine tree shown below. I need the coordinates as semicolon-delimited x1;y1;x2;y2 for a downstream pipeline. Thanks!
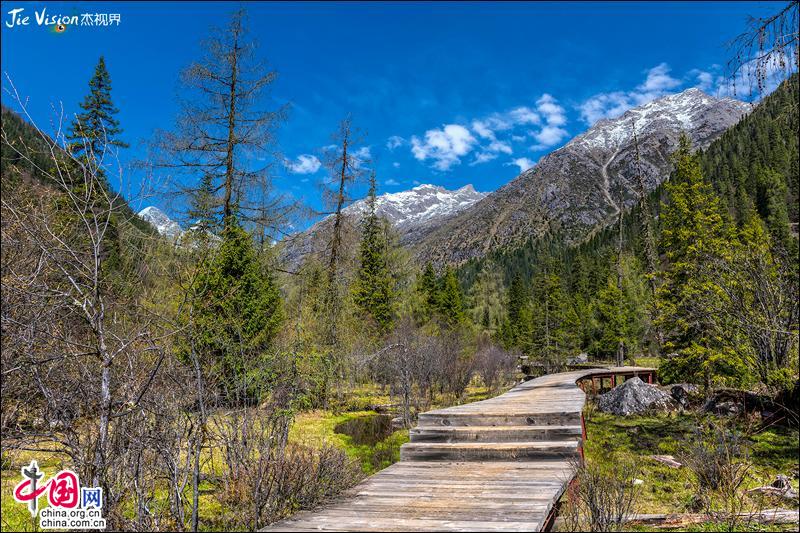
417;262;439;320
504;272;532;350
352;173;395;333
530;265;580;365
60;57;128;280
188;173;221;237
594;254;649;360
67;57;128;167
657;135;737;387
438;267;465;326
756;165;794;251
595;277;626;358
191;216;283;403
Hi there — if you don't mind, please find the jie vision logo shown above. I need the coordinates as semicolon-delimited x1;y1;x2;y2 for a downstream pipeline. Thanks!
4;6;121;32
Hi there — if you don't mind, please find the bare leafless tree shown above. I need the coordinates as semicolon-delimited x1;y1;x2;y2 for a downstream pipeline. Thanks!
473;340;518;392
727;1;799;97
1;85;183;526
560;456;641;532
318;117;367;345
150;8;296;238
680;420;760;532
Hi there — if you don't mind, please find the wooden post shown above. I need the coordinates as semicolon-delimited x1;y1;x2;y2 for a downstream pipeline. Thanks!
581;412;587;441
647;372;653;384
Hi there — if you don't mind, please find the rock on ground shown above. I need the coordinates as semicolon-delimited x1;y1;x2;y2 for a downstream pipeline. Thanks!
668;383;700;407
649;454;683;468
598;377;674;416
567;352;588;365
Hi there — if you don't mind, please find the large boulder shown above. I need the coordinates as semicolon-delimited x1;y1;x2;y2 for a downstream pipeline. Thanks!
668;383;700;408
567;352;589;365
598;377;674;416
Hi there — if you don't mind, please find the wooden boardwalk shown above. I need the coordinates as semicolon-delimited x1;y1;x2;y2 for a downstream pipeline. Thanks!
266;366;655;532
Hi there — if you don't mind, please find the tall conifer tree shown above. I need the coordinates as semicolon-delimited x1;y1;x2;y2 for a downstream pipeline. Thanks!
657;135;735;386
438;267;465;326
68;56;127;167
352;172;394;333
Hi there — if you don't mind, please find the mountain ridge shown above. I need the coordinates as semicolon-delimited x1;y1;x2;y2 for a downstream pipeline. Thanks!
278;182;486;266
413;87;751;266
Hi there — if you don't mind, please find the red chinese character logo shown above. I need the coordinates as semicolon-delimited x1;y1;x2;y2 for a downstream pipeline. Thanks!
48;471;79;509
14;462;83;516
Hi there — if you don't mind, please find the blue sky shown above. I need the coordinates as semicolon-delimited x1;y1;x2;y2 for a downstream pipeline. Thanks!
0;1;783;228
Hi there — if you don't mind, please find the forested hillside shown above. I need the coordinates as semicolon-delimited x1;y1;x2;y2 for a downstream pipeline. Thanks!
459;75;799;387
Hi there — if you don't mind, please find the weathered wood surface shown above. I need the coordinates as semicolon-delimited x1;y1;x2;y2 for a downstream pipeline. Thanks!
265;366;654;532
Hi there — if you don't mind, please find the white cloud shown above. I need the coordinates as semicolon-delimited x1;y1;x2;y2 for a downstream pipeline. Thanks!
487;139;512;154
471;120;496;139
385;178;400;186
508;106;540;126
529;94;569;149
386;135;405;150
412;180;421;185
578;63;683;125
639;62;681;93
578;91;631;124
286;154;321;174
692;69;714;91
410;124;477;171
531;125;569;149
471;119;514;156
392;161;400;168
714;59;787;99
536;94;567;126
408;94;570;169
505;157;536;172
351;146;371;169
470;152;498;165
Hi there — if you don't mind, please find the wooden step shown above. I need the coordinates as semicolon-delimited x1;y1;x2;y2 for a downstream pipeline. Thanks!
409;425;582;443
417;411;581;427
400;441;581;462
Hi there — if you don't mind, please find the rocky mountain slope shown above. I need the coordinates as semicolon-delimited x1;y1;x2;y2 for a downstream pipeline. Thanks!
414;88;751;266
280;184;485;266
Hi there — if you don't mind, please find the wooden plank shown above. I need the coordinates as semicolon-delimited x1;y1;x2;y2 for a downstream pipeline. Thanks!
263;366;654;532
272;516;541;532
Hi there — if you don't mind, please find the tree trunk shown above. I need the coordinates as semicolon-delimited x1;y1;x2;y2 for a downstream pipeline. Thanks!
223;36;240;228
93;302;112;490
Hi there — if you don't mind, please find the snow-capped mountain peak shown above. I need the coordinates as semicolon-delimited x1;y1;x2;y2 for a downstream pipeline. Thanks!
572;87;750;151
138;206;182;238
279;183;486;267
344;183;486;230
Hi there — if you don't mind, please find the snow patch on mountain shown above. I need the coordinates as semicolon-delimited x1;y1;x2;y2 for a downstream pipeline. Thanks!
573;88;750;151
138;206;182;239
343;183;486;230
279;183;486;266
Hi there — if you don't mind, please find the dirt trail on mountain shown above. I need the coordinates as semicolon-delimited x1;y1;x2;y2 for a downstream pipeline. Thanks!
601;148;621;216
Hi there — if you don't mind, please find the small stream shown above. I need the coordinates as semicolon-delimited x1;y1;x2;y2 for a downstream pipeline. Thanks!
334;414;395;446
